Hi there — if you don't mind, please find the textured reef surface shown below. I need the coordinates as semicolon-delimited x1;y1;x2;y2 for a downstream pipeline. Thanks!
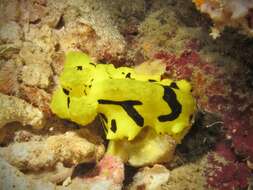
193;0;253;38
0;0;252;189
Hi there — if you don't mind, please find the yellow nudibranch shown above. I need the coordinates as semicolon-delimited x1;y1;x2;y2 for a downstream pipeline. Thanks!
51;51;196;143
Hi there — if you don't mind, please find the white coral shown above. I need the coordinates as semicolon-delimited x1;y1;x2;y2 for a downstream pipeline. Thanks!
0;130;105;171
0;157;56;190
0;156;121;190
128;165;170;190
194;0;253;37
0;93;45;128
21;63;52;89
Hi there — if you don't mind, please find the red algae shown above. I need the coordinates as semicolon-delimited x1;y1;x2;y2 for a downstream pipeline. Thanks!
154;50;200;67
154;47;253;189
206;148;251;190
214;142;236;162
206;161;251;190
154;50;200;79
223;111;253;161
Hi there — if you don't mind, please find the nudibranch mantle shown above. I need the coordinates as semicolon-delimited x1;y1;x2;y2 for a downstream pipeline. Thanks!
51;51;196;142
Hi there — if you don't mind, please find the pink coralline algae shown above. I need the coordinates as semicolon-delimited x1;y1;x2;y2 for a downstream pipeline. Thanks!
83;155;124;185
154;50;200;79
223;111;253;162
206;160;251;190
96;155;125;184
214;142;236;162
206;143;251;190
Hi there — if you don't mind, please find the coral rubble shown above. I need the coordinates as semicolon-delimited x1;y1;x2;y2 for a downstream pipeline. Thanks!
0;93;45;129
193;0;253;38
0;130;104;171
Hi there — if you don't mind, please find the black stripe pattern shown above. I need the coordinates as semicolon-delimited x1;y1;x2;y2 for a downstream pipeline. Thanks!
111;119;117;133
158;86;182;122
98;100;144;127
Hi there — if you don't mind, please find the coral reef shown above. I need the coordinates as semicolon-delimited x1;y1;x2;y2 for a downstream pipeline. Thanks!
0;157;56;190
0;93;45;129
79;155;124;190
0;0;252;189
193;0;253;38
127;165;170;190
163;155;211;190
0;155;124;190
206;142;252;190
0;60;21;95
20;63;52;89
0;129;104;171
127;154;220;190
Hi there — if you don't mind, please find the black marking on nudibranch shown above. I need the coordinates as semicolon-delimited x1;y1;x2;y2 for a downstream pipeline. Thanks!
67;97;70;108
77;66;83;70
63;88;70;95
148;79;157;82
158;86;182;122
111;119;117;133
89;62;96;67
170;82;179;89
125;73;131;78
98;100;144;127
